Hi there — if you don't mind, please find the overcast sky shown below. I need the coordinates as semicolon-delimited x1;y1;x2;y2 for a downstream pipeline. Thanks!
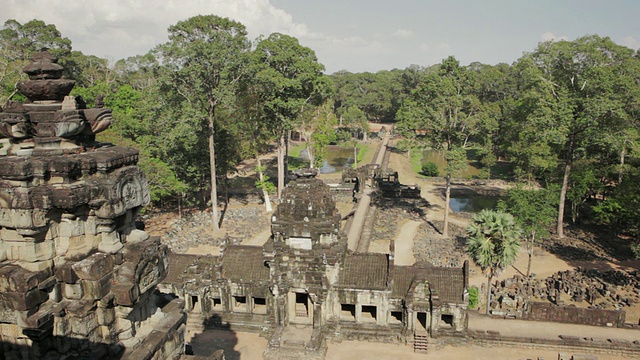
2;0;639;74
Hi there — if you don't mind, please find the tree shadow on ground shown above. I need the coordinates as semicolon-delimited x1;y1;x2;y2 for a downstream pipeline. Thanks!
189;314;240;360
541;223;637;268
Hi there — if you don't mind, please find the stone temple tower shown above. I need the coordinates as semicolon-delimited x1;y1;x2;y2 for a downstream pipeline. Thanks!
0;52;185;359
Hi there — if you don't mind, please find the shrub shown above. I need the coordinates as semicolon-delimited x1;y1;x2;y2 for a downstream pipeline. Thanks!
467;286;479;309
421;162;439;177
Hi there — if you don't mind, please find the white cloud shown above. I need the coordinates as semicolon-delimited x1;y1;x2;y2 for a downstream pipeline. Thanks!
623;36;640;50
419;43;430;52
0;0;313;60
392;29;413;38
540;32;568;42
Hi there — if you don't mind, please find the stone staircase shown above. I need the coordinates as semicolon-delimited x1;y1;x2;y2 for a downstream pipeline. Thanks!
264;324;327;360
185;313;205;343
413;331;429;353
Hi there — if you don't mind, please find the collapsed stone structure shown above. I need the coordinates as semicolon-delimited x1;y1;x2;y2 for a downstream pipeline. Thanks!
161;177;469;357
0;52;185;359
487;268;638;327
374;168;421;199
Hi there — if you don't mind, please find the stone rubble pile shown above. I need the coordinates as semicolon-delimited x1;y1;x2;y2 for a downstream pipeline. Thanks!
414;221;467;268
157;206;271;253
488;268;640;317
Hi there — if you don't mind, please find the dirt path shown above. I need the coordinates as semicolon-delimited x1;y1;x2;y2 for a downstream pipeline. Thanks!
390;150;470;230
394;219;420;265
325;339;627;360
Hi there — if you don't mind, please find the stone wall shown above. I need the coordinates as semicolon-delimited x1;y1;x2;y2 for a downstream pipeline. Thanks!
524;302;626;328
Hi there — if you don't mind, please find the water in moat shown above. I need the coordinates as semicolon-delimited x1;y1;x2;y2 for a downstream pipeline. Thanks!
449;196;499;213
300;146;355;174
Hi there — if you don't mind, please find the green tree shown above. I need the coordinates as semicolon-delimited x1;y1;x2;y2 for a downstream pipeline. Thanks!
518;36;640;237
251;33;328;199
397;56;482;236
466;209;522;315
341;105;368;167
497;185;558;276
442;146;468;237
157;15;250;230
298;101;337;169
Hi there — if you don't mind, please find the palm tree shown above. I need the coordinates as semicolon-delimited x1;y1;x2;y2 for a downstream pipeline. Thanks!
466;209;522;315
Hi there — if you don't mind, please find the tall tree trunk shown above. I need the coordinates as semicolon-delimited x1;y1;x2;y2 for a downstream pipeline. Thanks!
526;231;535;277
485;275;492;315
443;174;451;237
256;156;273;212
557;161;571;238
307;137;315;169
285;130;290;179
353;143;357;168
557;138;576;238
619;147;626;184
208;106;220;231
277;133;285;200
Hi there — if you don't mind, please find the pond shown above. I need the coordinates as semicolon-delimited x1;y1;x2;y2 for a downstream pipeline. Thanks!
299;146;356;174
449;196;500;213
422;149;483;178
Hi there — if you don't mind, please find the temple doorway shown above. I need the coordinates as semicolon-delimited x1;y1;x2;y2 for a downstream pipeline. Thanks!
288;291;313;324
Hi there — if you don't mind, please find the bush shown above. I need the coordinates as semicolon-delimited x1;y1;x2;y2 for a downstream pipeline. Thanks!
467;286;479;309
421;162;439;177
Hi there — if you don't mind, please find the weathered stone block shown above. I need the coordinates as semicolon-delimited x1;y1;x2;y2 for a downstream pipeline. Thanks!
1;228;26;242
0;323;23;338
53;316;71;337
55;262;78;284
99;324;116;343
98;231;123;254
65;234;97;260
63;283;83;300
68;312;98;337
55;236;70;256
112;284;137;306
59;218;84;237
45;223;58;240
6;240;56;262
123;228;149;244
20;259;54;273
72;252;114;280
23;306;54;329
97;306;116;326
81;273;112;300
1;288;48;311
85;215;97;236
0;299;17;323
0;264;45;292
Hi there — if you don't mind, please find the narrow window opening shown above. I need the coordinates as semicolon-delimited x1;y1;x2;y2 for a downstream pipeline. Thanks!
440;314;454;327
253;297;267;314
340;304;356;321
361;305;377;322
390;311;403;324
233;296;247;312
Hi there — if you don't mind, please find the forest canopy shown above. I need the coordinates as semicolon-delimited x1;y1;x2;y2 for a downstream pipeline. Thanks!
2;18;640;252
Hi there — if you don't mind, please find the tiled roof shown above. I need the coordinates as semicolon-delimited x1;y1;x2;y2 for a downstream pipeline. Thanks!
221;245;270;282
391;266;416;298
337;253;388;290
424;266;465;303
164;253;216;285
390;265;466;303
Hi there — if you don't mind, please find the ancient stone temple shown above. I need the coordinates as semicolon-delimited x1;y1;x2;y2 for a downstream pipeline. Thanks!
162;176;469;358
0;52;185;359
